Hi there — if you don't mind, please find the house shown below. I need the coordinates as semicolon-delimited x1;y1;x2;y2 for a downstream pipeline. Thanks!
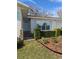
17;1;62;39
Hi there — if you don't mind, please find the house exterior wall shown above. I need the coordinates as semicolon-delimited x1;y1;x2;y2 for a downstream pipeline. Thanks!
31;19;37;32
30;18;62;32
51;17;62;29
35;19;52;30
17;7;22;38
51;20;62;30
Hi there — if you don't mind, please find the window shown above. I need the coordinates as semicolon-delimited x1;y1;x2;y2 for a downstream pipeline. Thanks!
37;23;50;31
42;23;45;30
46;25;50;30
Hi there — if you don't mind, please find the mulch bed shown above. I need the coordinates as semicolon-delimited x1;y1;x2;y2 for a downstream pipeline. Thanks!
37;36;62;55
45;39;62;54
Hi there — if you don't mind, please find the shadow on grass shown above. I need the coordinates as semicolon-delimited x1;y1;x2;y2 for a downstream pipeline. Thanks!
17;40;24;49
17;44;24;49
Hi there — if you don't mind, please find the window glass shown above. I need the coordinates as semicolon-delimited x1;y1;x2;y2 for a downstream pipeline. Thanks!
46;25;50;30
36;21;50;31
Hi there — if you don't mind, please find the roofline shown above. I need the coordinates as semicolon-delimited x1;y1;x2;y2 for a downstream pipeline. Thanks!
17;1;29;8
27;16;61;20
17;1;35;12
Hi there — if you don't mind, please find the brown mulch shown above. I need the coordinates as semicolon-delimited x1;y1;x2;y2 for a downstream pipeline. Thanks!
38;36;62;55
45;39;62;54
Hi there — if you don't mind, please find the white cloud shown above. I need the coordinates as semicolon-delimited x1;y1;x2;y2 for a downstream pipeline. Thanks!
49;0;54;2
46;7;62;17
45;10;57;17
49;0;62;2
57;8;62;17
57;0;62;2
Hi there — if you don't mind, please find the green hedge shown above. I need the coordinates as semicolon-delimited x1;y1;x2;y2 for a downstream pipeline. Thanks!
33;28;62;39
41;31;56;37
56;28;62;36
41;29;62;37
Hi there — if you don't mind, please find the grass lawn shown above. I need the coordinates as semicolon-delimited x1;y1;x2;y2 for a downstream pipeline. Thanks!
17;40;60;59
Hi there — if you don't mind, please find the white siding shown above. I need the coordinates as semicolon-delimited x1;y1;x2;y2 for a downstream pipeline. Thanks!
17;7;22;38
31;19;37;32
51;20;62;30
51;17;62;30
30;18;62;32
36;19;52;30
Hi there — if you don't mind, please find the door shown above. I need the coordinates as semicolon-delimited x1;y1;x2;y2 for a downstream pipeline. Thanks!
23;18;31;31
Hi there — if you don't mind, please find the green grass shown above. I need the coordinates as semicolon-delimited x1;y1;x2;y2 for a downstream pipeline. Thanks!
17;40;58;59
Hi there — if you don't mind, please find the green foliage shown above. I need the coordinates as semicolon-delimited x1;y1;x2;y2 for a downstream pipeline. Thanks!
41;31;56;37
54;28;62;37
33;28;62;39
34;25;41;40
31;32;34;38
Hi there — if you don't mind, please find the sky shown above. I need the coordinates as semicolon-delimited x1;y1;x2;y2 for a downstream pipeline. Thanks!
17;0;62;16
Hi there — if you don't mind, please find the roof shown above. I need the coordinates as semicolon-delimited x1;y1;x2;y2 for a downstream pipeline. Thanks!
27;16;61;21
17;1;29;8
17;1;37;12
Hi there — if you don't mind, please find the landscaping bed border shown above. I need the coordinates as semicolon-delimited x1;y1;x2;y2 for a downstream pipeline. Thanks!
37;40;62;55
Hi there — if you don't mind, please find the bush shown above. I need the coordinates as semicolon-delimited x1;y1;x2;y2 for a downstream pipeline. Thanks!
31;32;34;38
55;28;62;36
33;28;62;39
41;31;56;37
34;25;41;40
56;28;62;36
17;37;24;49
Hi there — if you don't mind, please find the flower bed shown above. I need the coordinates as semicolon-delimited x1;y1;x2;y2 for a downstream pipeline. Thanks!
38;36;62;54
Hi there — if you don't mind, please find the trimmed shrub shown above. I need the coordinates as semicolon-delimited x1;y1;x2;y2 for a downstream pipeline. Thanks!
33;28;62;39
34;25;41;40
54;28;62;37
41;31;56;37
31;32;34;38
